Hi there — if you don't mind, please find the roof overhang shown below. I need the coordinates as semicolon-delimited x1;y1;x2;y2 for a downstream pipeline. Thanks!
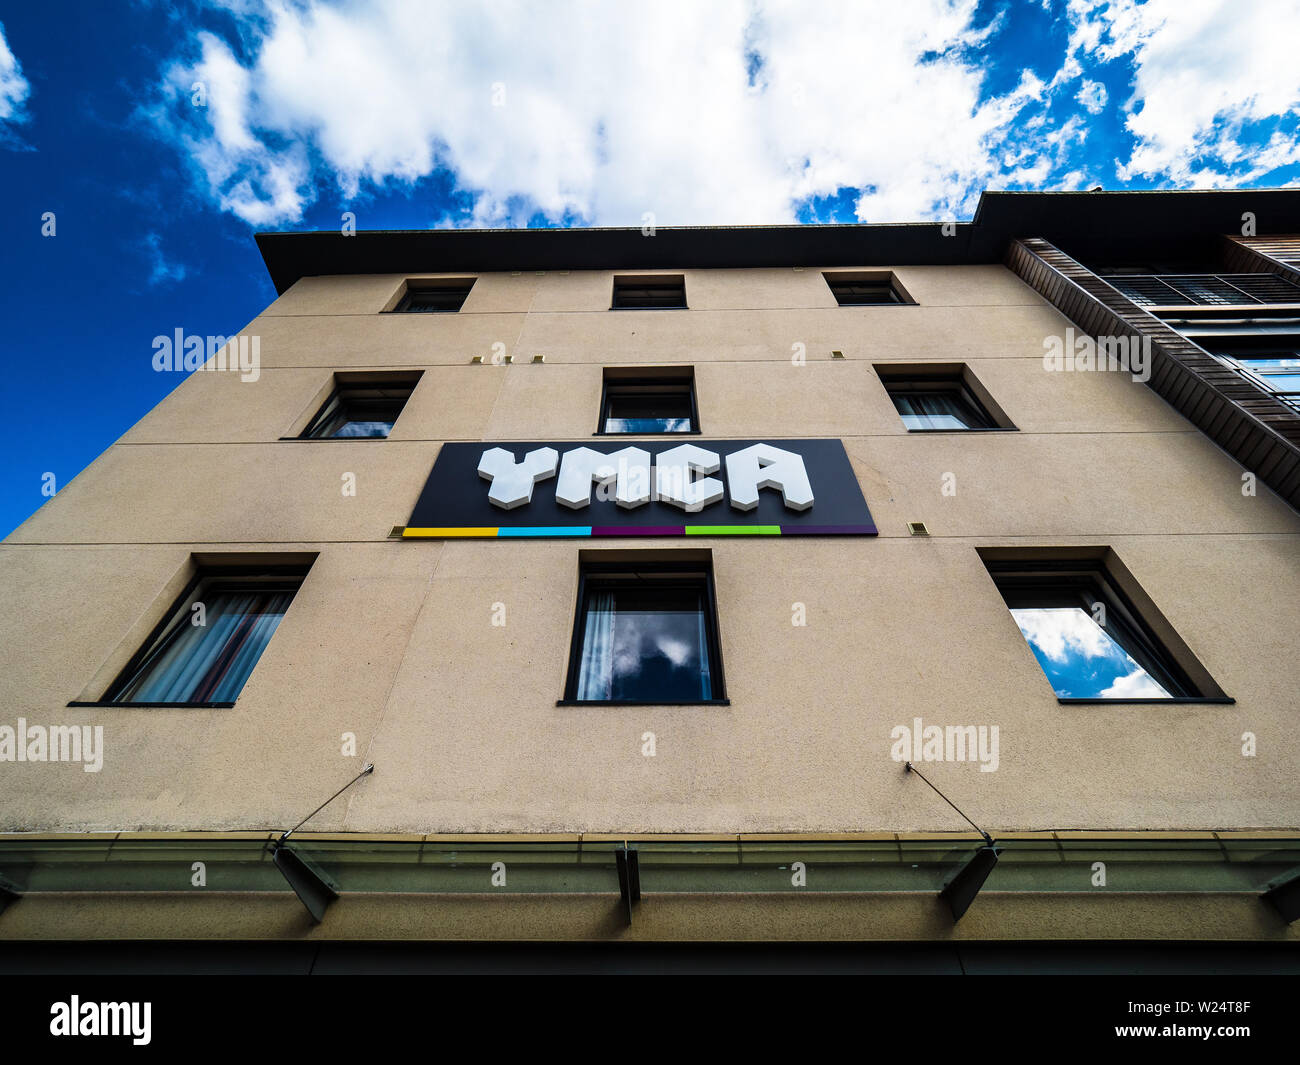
256;188;1300;295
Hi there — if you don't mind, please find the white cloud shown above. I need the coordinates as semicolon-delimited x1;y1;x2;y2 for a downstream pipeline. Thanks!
0;21;31;126
142;232;187;286
1010;607;1112;664
153;30;311;225
1099;669;1169;699
1076;79;1107;114
148;0;1077;226
1066;0;1300;185
146;0;1300;228
1011;606;1172;699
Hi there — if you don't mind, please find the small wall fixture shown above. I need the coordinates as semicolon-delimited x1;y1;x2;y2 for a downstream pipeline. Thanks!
532;354;545;364
470;355;483;364
908;521;929;536
831;350;845;360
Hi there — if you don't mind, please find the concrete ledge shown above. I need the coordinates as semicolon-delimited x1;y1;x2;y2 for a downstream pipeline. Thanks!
2;829;1295;843
0;891;1296;942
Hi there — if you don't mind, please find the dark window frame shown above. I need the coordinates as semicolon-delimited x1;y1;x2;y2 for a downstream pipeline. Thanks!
611;276;688;310
389;279;476;313
983;558;1230;704
823;271;914;306
94;565;310;708
559;560;728;706
596;371;701;435
876;368;1013;432
296;374;421;440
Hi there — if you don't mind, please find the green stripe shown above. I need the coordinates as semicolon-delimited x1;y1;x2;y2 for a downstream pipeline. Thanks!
685;525;782;536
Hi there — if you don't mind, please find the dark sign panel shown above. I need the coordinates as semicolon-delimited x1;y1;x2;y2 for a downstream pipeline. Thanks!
402;439;876;539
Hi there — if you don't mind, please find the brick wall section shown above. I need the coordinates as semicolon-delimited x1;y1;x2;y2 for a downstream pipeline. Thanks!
1006;237;1300;510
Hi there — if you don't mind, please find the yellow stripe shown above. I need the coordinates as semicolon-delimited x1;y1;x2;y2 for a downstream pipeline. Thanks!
402;527;499;538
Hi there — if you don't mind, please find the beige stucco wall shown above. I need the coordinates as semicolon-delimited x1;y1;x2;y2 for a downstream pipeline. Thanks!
2;264;1298;837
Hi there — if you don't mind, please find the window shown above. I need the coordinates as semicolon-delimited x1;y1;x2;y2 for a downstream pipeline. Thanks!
562;560;726;704
300;373;420;439
824;271;911;306
106;567;309;706
599;369;698;434
981;554;1228;703
876;365;1011;431
1210;348;1300;414
392;279;475;312
611;275;687;309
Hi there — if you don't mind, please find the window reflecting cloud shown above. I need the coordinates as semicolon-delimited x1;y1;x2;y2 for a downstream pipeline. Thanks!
1010;606;1171;699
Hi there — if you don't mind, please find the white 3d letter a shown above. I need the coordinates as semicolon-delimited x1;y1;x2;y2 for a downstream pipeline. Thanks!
725;443;814;511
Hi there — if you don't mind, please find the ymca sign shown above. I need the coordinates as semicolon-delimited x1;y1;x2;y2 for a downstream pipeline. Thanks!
401;439;877;539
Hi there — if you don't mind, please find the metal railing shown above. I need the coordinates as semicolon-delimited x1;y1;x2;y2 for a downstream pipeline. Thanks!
1104;273;1300;307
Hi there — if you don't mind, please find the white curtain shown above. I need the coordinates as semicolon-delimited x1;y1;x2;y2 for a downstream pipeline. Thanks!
896;393;968;430
695;600;711;700
576;591;617;700
116;590;290;703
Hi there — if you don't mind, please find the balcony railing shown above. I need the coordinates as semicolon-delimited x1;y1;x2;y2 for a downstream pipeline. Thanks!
1104;273;1300;307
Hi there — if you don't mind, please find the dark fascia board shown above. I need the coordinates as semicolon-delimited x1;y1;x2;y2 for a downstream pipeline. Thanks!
256;222;974;295
256;188;1300;295
972;188;1300;265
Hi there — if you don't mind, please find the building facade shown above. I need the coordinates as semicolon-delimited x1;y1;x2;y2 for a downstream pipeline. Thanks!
1;190;1298;959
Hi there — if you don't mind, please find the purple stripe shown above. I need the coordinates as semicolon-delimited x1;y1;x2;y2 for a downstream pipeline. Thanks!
591;526;686;537
780;524;878;535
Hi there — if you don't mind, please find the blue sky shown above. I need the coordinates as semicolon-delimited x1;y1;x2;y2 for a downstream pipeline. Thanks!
2;0;1299;537
1011;606;1170;698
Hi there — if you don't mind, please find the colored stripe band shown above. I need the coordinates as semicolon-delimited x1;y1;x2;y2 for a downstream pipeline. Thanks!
591;526;685;537
402;525;878;538
403;527;499;538
498;526;591;537
685;525;782;535
780;523;878;535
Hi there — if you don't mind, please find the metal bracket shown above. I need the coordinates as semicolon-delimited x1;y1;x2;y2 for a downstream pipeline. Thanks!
1261;867;1300;923
615;845;640;926
0;873;20;916
272;842;340;924
939;845;1000;922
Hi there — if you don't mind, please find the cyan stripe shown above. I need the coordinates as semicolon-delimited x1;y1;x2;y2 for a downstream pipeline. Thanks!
496;526;593;537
